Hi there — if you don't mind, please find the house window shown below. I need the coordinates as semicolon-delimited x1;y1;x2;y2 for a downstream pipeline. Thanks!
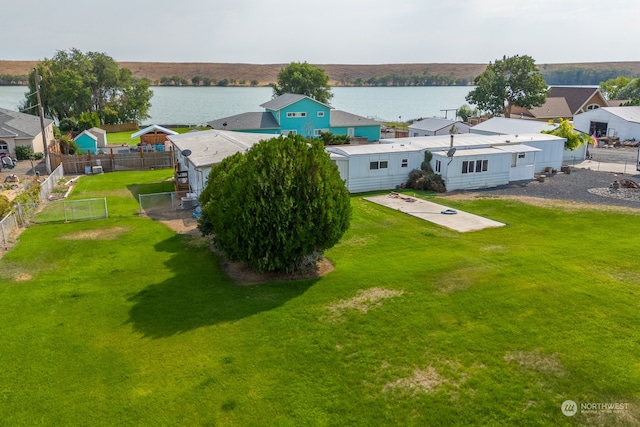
462;159;488;174
401;158;408;168
518;152;526;159
0;142;8;151
317;111;325;117
282;130;297;136
587;104;600;111
286;112;307;118
370;161;388;170
435;160;441;173
314;129;329;136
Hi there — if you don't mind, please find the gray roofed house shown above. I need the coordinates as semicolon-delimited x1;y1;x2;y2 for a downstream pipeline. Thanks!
408;117;470;136
0;107;55;157
168;129;277;195
208;112;280;131
208;93;381;142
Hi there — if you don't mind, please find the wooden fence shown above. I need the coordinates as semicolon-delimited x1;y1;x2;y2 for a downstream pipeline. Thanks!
100;123;139;133
49;148;173;174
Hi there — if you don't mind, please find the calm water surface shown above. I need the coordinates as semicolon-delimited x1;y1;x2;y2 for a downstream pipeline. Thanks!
0;85;473;125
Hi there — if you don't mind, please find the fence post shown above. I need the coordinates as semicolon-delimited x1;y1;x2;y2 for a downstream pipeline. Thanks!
104;197;108;219
1;219;6;245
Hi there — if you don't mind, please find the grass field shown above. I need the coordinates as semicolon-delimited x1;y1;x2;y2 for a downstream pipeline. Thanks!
107;127;208;145
1;171;639;426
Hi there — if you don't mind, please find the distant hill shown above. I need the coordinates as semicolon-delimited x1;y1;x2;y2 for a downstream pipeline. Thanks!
2;60;640;86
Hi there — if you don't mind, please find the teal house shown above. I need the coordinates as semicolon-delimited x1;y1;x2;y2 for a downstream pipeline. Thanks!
208;93;381;142
73;130;99;154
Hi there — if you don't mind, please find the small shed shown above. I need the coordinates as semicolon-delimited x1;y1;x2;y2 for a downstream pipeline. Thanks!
73;130;98;154
132;125;179;145
87;127;107;148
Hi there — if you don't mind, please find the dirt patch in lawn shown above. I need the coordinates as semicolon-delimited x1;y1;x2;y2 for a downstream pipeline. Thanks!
504;350;566;377
382;360;471;396
443;193;640;214
325;287;404;321
59;226;129;240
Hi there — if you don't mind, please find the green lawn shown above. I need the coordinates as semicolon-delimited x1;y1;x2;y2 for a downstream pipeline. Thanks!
1;171;639;426
107;127;209;145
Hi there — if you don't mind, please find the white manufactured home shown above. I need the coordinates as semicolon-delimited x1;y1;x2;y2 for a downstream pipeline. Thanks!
328;133;565;193
470;116;587;165
168;130;276;196
326;143;425;193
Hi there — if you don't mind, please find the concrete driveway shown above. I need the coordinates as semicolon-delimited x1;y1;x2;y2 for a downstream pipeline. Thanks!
365;193;505;233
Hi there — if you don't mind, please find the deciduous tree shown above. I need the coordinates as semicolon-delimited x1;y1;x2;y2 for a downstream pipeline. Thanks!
21;48;152;124
273;62;333;104
198;134;351;273
542;118;589;151
466;55;548;118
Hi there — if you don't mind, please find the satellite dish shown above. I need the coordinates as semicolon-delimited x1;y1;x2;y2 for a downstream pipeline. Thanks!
181;149;192;157
446;147;456;158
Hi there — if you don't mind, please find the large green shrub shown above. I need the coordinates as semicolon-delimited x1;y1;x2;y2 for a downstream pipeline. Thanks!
406;151;446;192
198;134;351;273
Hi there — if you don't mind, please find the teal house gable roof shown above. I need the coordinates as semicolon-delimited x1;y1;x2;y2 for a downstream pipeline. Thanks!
208;93;381;141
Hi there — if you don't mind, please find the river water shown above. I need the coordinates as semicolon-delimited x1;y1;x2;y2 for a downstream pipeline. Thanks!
0;85;473;125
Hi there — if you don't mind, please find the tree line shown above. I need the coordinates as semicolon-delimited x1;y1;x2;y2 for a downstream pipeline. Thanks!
156;76;261;87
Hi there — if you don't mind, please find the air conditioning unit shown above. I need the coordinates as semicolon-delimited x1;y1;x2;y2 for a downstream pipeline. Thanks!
92;166;103;174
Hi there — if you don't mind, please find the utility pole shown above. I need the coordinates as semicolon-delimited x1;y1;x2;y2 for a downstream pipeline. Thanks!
34;68;51;174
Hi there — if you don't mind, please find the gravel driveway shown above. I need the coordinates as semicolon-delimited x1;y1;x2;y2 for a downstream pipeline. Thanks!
449;146;640;209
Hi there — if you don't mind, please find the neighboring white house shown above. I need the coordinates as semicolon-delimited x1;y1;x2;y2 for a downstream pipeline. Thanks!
0;107;54;157
573;106;640;143
470;116;586;165
327;133;566;192
408;118;470;137
167;129;276;195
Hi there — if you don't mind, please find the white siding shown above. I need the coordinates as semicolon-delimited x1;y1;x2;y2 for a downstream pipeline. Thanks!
436;152;512;191
522;139;565;173
573;107;640;142
344;151;423;192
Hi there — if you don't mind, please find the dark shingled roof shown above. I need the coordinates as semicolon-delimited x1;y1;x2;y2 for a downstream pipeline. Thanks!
0;107;53;139
330;110;381;127
207;112;280;131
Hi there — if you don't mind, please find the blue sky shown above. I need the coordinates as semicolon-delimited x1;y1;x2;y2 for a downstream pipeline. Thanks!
3;0;638;64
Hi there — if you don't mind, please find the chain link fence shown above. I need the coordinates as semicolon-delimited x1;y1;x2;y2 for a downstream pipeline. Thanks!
18;198;109;224
138;191;196;216
0;212;19;246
